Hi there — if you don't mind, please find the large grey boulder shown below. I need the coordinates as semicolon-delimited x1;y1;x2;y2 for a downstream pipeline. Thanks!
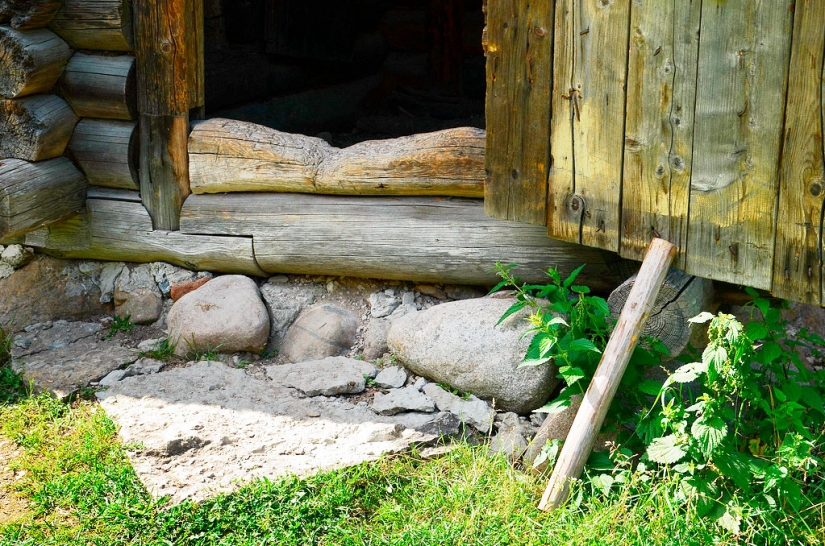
114;264;163;324
280;304;359;362
388;296;559;414
259;280;321;350
266;356;377;396
167;275;270;356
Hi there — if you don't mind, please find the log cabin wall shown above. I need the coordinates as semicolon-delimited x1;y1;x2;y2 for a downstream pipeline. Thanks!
485;0;825;305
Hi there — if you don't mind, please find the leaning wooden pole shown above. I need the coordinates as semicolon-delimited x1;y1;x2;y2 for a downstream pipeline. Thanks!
134;0;191;230
539;238;677;511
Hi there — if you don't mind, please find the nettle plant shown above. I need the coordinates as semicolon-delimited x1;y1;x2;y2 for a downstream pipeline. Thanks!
638;290;825;533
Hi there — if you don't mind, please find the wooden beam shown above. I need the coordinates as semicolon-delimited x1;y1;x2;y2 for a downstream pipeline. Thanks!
0;0;62;30
59;53;136;120
0;94;78;160
180;193;626;289
68;119;138;190
0;26;72;98
134;0;191;230
35;198;266;276
0;157;87;239
539;238;676;511
189;119;486;197
48;0;133;51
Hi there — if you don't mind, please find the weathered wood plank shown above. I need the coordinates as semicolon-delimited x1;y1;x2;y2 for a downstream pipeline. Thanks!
37;198;266;276
186;0;204;113
620;0;701;267
0;157;87;239
180;193;625;289
0;0;62;30
189;118;486;197
24;210;90;251
685;0;792;290
0;94;78;160
772;0;825;304
48;0;133;51
484;0;553;226
0;26;72;98
85;186;139;201
547;0;630;252
134;0;191;230
59;53;136;120
68;119;138;190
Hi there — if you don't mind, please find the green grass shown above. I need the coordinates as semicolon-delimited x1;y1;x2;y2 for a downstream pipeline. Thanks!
0;387;823;545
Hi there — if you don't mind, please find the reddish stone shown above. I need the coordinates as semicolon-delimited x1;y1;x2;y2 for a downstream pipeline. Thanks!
170;277;211;301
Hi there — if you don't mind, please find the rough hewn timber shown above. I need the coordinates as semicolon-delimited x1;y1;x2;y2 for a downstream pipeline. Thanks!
607;268;714;358
68;119;138;189
134;0;191;230
180;193;625;289
189;119;485;197
0;157;87;239
59;52;136;120
48;0;133;51
36;198;266;276
0;26;71;98
0;94;78;160
484;0;553;226
0;0;62;30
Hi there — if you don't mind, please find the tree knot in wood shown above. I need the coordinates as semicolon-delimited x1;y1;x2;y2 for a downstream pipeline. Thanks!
566;194;585;219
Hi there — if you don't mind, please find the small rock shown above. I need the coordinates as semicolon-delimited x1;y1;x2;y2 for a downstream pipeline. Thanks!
266;356;377;396
415;284;447;299
161;433;204;456
168;275;270;356
369;291;401;318
371;386;435;415
362;318;390;361
0;263;13;280
259;282;320;350
150;263;199;296
422;383;495;433
99;369;127;386
0;245;34;269
413;377;428;391
97;262;126;303
170;277;211;301
280;304;358;363
124;357;165;377
268;275;288;284
401;291;415;306
413;412;463;438
137;338;167;353
374;366;407;389
114;265;163;325
489;429;528;461
445;285;485;300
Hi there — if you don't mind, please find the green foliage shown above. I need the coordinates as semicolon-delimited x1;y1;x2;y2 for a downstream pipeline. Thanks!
138;338;175;361
106;315;134;339
638;293;825;534
492;262;667;424
0;324;26;404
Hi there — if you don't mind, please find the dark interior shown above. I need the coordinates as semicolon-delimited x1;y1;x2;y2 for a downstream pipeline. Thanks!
203;0;486;146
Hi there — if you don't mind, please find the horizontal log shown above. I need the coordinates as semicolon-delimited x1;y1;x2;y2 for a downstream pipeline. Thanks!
86;186;139;201
0;0;62;29
0;26;72;98
23;210;90;250
48;0;133;51
179;193;625;288
0;157;87;239
189;118;485;197
59;52;136;120
36;198;266;276
0;94;78;160
68;118;138;189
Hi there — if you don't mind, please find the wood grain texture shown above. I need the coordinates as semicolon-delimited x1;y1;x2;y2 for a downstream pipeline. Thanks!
0;26;72;98
620;0;701;266
48;0;133;51
68;119;138;190
0;94;78;160
59;53;136;120
484;0;553;226
189;118;486;197
607;268;713;358
685;0;792;290
186;0;204;111
180;193;625;288
24;210;90;251
0;156;87;239
539;238;676;511
771;0;825;304
38;198;266;276
138;113;190;230
547;0;630;252
0;0;62;30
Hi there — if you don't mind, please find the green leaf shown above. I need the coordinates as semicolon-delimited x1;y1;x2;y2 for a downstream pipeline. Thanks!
546;267;561;285
638;380;664;396
647;435;687;464
571;285;591;294
496;300;527;326
590;297;610;318
559;366;586;385
759;341;782;364
546;316;569;328
671;361;706;383
567;338;600;353
689;312;715;324
745;321;768;341
563;264;586;288
716;507;741;534
714;451;753;492
691;416;727;457
534;396;571;414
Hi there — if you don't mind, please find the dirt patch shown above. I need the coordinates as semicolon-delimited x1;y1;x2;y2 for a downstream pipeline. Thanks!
0;437;29;525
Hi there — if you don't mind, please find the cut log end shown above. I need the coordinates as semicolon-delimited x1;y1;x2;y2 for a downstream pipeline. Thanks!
0;26;72;98
0;94;78;161
0;0;63;29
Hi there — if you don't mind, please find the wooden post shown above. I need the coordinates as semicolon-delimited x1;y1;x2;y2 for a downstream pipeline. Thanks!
134;0;191;230
538;238;677;511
